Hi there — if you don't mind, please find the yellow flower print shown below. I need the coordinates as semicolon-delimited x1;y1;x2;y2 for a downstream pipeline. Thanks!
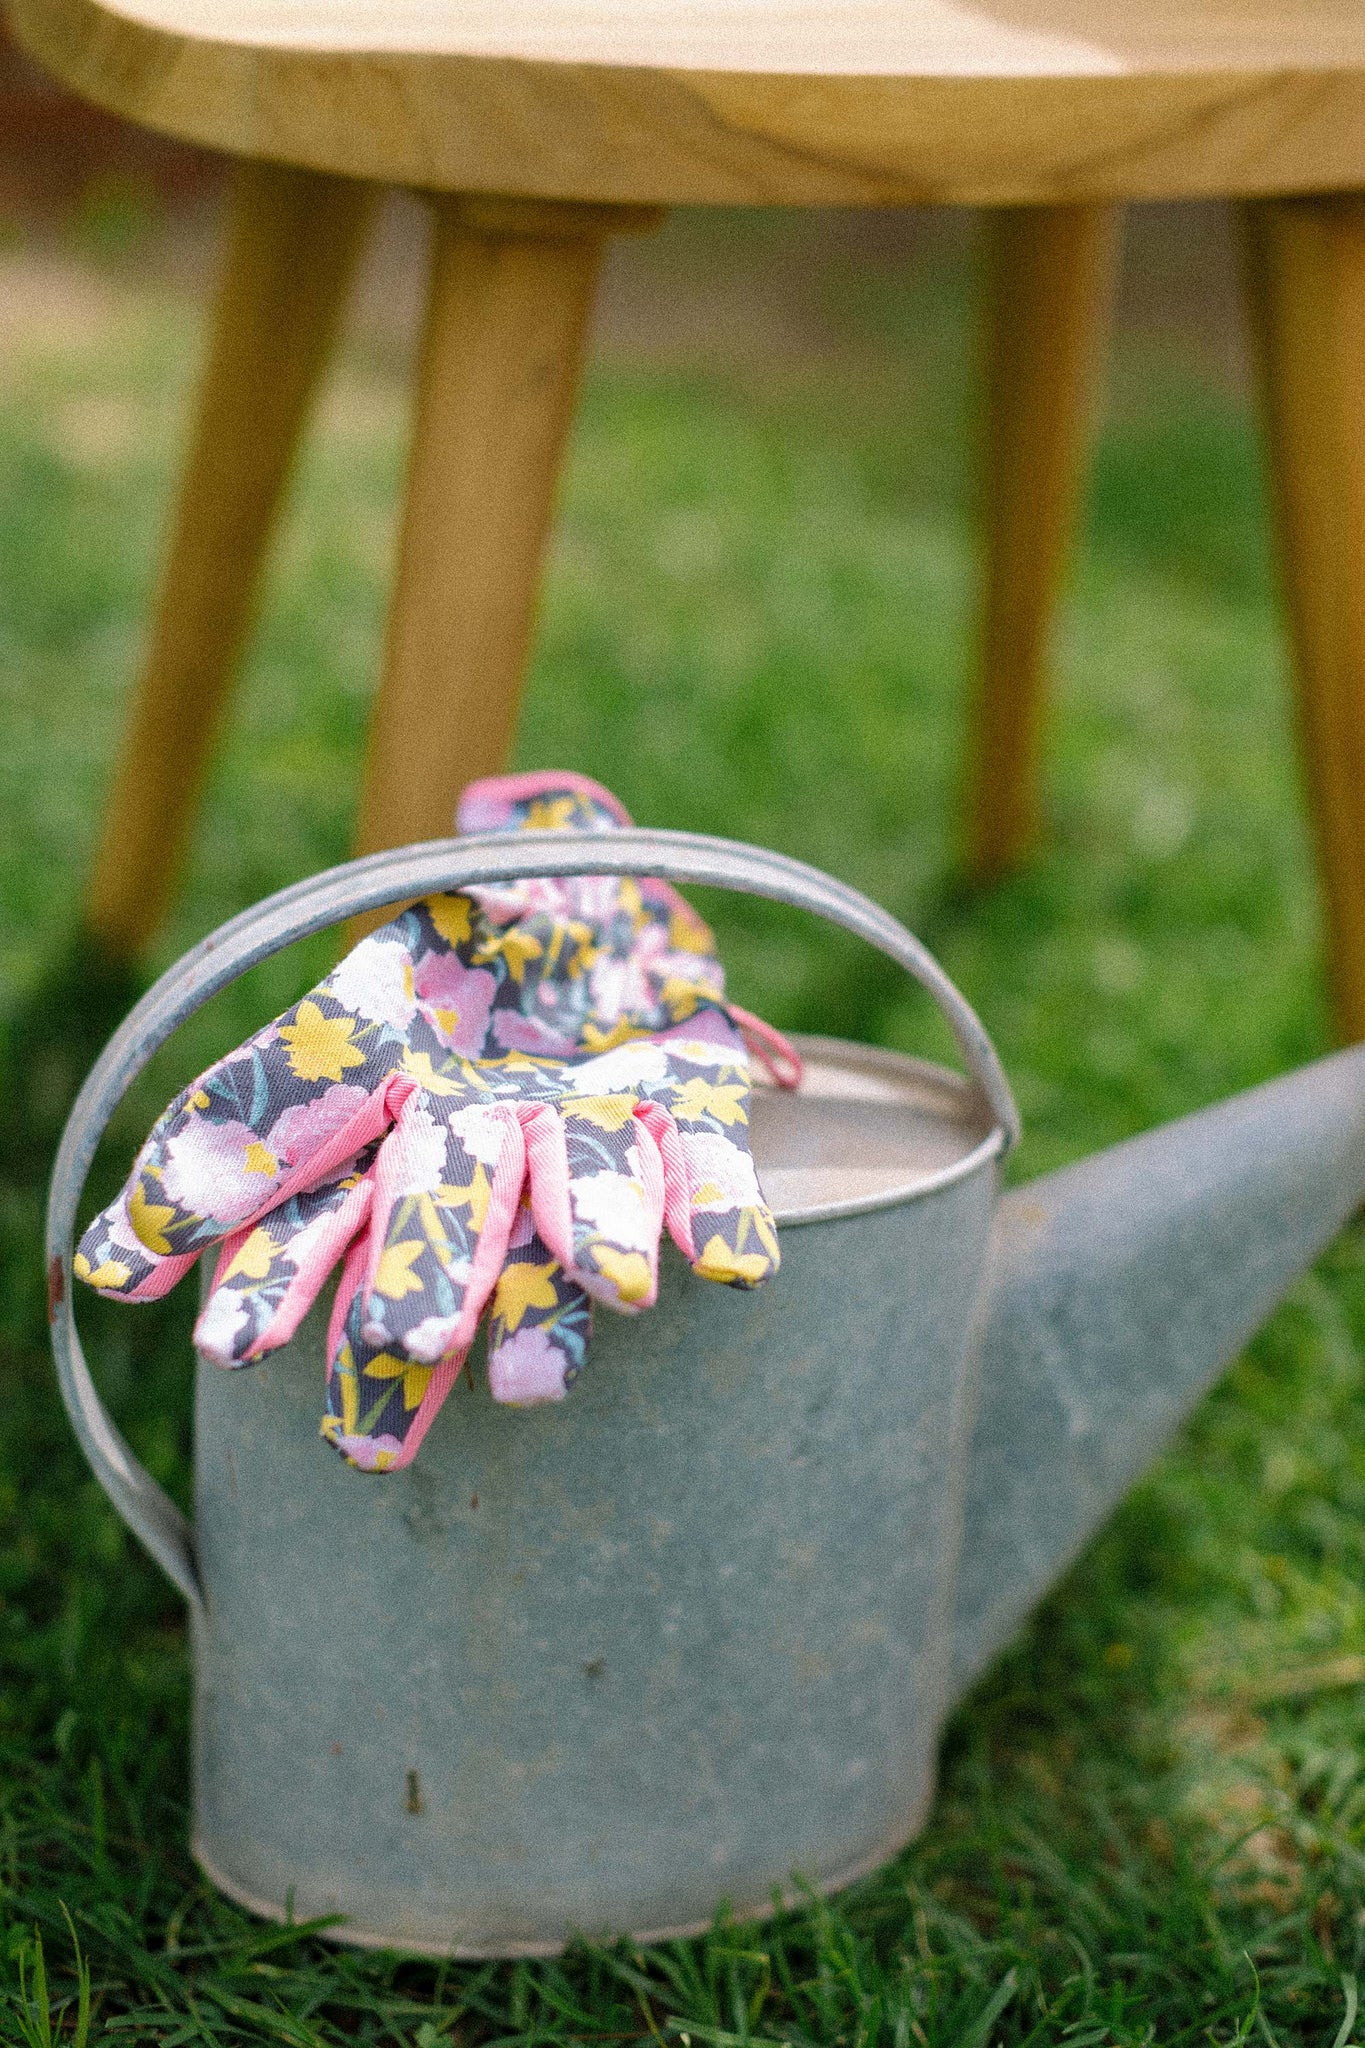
566;920;599;978
492;1049;556;1076
750;1207;781;1264
564;1094;639;1134
440;1160;491;1231
541;915;597;980
374;1239;426;1299
590;1246;653;1304
526;795;581;830
224;1227;277;1282
363;1351;434;1411
320;1338;361;1438
493;1259;560;1333
695;1234;771;1285
428;894;474;948
243;1142;277;1175
401;1048;468;1097
73;1251;132;1290
129;1179;176;1255
580;1016;644;1054
668;907;716;955
617;877;647;933
278;1000;367;1084
669;1077;749;1126
660;975;707;1022
475;926;543;984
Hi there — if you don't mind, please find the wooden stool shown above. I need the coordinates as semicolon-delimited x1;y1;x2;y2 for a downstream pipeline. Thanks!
12;2;1365;1034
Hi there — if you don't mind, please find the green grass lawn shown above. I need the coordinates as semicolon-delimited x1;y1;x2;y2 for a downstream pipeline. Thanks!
3;207;1365;2045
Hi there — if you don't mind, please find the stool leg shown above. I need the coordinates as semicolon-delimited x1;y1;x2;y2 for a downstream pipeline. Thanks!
353;198;661;862
85;161;374;958
963;202;1121;881
1240;196;1365;1041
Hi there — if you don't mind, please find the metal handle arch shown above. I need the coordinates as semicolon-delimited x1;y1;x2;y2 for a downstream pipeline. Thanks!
47;827;1019;1609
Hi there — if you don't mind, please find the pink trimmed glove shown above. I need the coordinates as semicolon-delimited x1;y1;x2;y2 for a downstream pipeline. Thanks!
74;773;795;1471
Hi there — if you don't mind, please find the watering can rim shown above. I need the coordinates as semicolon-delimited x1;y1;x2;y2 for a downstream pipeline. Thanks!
45;825;1019;1612
762;1032;1006;1226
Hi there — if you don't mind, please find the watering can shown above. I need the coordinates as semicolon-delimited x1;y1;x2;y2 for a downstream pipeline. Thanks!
47;828;1365;1957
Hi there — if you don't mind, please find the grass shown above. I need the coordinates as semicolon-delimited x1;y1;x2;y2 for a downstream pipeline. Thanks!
2;204;1365;2042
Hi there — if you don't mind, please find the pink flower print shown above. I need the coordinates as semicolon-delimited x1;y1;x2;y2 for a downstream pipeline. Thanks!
334;1432;406;1472
267;1084;373;1170
466;880;532;926
161;1118;282;1226
569;875;626;925
413;949;496;1054
657;1016;743;1059
467;877;570;926
488;1322;569;1404
491;1006;577;1057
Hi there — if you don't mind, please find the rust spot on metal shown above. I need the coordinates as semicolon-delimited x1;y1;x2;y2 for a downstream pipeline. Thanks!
405;1769;425;1815
470;1494;478;1510
46;1256;63;1323
330;1741;344;1757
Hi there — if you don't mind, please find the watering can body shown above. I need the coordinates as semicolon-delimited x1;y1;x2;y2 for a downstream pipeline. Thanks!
48;829;1365;1956
191;1048;996;1952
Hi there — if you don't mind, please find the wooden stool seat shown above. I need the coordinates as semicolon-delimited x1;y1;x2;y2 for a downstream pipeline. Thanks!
12;0;1365;1031
16;0;1365;205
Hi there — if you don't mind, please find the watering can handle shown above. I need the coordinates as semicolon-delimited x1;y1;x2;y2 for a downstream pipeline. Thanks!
47;827;1018;1608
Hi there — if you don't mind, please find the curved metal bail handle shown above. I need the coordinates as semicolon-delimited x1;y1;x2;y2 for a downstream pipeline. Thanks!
47;827;1019;1608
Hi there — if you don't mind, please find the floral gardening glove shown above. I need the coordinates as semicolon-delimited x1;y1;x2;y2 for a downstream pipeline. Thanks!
75;772;792;1471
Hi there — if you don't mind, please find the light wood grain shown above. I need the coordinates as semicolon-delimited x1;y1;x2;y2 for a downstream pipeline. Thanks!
86;160;373;958
1242;195;1365;1042
351;197;628;883
14;0;1365;207
21;0;1365;76
965;202;1119;880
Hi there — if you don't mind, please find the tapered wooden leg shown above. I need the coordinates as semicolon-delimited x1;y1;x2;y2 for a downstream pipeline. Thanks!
353;196;662;863
1241;196;1365;1041
964;202;1121;880
85;161;374;957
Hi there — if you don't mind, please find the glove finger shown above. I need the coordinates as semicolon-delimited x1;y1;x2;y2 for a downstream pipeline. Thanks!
321;1235;467;1472
552;1096;665;1311
193;1148;377;1367
651;1037;781;1290
358;1098;527;1364
486;1199;591;1406
75;933;416;1301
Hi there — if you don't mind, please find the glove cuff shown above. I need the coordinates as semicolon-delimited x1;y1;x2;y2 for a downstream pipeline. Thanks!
456;771;634;837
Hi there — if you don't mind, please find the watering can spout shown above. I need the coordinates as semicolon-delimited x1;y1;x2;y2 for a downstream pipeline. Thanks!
951;1042;1365;1700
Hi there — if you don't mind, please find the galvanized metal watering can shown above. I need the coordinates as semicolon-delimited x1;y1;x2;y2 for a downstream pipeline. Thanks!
48;828;1365;1957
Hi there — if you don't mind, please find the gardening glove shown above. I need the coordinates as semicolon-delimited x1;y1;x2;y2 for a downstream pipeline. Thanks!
75;772;793;1471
